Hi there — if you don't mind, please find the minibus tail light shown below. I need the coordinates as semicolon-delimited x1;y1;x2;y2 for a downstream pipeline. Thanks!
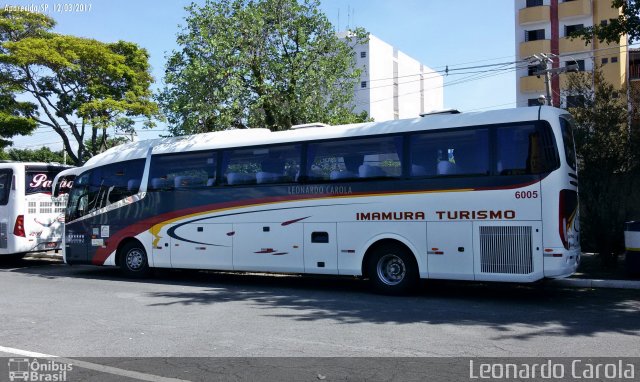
13;215;25;237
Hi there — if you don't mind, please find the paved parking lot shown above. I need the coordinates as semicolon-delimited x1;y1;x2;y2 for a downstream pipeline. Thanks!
1;256;639;360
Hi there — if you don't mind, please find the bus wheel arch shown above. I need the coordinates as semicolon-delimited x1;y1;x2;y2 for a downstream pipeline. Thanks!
116;237;150;277
362;238;420;294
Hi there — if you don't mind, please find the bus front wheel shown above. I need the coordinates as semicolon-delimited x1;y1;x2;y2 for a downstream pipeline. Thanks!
119;241;150;278
367;243;418;295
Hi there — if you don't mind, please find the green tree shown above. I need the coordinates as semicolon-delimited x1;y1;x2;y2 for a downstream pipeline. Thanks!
0;10;160;165
565;69;640;260
0;146;64;162
0;82;37;149
570;0;640;43
159;0;368;135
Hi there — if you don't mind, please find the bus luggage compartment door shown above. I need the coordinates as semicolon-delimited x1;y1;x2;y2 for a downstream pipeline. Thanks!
427;222;474;280
232;222;304;273
169;223;233;270
303;223;337;274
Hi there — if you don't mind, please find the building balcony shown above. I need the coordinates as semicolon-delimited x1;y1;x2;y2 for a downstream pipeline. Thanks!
519;6;550;25
520;39;551;58
559;0;591;20
520;76;546;93
559;37;591;53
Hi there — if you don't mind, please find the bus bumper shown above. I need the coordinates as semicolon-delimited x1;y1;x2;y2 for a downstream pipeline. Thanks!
544;249;580;278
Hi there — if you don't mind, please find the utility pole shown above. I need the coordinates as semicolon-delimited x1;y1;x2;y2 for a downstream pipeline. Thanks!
529;53;578;107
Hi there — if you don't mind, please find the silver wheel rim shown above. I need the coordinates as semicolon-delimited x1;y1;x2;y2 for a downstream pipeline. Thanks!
376;253;406;286
125;248;145;271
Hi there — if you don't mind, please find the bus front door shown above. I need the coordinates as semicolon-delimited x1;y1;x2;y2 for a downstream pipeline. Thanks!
64;221;89;263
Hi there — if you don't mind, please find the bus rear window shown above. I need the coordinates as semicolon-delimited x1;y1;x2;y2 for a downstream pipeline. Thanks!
560;116;577;171
0;170;12;205
25;171;57;195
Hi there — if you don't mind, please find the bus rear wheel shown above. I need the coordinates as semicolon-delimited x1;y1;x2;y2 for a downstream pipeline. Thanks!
367;244;418;295
119;241;150;278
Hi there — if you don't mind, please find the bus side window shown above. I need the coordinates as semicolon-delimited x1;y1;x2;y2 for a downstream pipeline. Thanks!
224;144;300;185
0;170;10;206
496;124;557;175
307;136;401;182
410;129;489;177
149;152;215;190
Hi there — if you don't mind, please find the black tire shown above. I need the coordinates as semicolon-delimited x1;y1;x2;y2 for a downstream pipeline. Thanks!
366;243;418;295
118;241;150;278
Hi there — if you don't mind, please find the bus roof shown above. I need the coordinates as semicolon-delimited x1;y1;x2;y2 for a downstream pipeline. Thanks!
82;106;569;170
0;161;70;170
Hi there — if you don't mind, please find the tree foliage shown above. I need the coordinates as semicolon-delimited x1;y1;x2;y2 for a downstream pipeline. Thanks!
570;0;640;44
565;69;640;258
0;146;64;163
0;82;37;149
159;0;369;135
0;10;160;165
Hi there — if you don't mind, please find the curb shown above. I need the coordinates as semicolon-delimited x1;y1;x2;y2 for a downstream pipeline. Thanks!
549;278;640;290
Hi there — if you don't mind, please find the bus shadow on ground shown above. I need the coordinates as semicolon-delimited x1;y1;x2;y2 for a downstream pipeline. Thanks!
4;256;640;340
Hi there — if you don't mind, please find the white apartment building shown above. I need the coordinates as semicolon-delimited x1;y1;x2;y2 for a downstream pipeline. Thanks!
345;33;444;122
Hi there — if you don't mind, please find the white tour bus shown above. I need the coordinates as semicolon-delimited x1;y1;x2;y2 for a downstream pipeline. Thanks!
0;162;72;258
58;106;580;293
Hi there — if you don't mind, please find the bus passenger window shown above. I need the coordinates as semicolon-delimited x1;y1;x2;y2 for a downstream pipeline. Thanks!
148;152;215;190
223;144;300;185
307;136;401;181
0;170;11;206
496;124;557;175
410;129;489;177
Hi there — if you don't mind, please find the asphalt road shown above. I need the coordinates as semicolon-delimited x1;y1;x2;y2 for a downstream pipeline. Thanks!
2;257;639;380
0;256;638;361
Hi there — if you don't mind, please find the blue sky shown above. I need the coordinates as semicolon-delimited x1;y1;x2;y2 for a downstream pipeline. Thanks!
9;0;517;150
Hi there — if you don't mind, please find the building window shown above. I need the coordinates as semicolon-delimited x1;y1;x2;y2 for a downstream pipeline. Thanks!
602;57;609;65
601;20;608;26
360;81;367;88
612;56;618;63
528;98;542;107
525;29;545;42
567;59;585;71
526;0;543;7
564;24;584;37
360;51;366;58
527;64;540;76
